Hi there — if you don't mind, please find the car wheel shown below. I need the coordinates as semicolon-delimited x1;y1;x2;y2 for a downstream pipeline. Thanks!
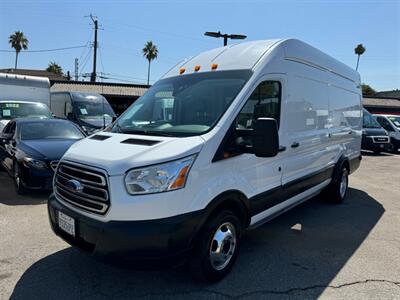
190;210;241;282
328;167;349;204
13;162;25;195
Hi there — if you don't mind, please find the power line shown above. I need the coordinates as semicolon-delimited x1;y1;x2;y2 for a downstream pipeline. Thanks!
0;45;88;53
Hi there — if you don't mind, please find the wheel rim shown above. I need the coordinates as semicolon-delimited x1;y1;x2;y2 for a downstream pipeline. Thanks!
209;222;237;271
339;170;348;198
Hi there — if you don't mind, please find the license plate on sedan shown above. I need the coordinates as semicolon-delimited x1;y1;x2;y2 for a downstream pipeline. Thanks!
58;211;75;237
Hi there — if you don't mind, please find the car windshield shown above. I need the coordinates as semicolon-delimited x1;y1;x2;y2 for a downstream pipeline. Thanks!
74;100;115;120
388;116;400;128
112;70;252;137
0;102;52;120
363;111;381;129
20;121;84;140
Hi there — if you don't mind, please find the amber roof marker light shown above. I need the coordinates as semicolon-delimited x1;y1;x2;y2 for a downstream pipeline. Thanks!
204;31;247;46
179;68;186;74
211;63;218;70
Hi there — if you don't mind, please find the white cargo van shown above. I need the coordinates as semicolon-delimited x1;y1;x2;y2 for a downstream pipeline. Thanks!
0;73;51;131
374;114;400;152
48;39;362;282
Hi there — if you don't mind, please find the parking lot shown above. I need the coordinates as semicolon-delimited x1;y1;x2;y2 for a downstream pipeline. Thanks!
0;153;399;299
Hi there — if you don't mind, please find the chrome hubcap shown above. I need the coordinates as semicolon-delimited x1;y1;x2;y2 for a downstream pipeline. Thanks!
339;170;348;198
15;168;20;187
209;222;237;271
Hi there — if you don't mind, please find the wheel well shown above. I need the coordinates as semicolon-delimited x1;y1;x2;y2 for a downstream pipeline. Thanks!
333;156;350;183
203;191;250;229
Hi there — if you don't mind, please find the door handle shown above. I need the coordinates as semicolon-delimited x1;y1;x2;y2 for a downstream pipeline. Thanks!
291;142;300;148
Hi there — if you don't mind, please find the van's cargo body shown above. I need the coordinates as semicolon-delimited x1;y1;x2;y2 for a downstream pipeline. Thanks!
0;73;51;131
50;92;116;135
48;39;362;281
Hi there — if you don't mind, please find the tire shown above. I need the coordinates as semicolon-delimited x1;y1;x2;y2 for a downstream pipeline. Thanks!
190;210;242;283
327;166;349;204
13;162;26;195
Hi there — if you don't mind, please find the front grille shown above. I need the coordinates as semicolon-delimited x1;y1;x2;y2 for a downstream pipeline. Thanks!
372;136;389;143
54;162;110;215
50;160;59;171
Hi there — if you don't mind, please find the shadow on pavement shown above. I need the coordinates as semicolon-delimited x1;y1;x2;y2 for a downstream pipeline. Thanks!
361;150;394;156
0;172;50;205
10;188;384;299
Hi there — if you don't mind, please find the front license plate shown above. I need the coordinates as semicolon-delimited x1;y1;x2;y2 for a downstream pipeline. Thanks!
58;211;75;237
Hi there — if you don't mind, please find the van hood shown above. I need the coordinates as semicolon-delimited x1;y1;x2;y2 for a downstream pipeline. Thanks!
62;133;205;176
0;119;9;132
362;128;388;136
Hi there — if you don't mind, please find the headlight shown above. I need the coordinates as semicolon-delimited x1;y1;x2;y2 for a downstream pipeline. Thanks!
23;157;48;169
124;154;197;195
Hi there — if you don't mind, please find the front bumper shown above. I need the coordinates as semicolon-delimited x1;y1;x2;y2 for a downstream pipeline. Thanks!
20;164;54;190
48;194;204;260
361;138;392;152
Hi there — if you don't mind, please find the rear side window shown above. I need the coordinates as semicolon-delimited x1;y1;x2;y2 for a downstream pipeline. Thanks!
236;81;281;129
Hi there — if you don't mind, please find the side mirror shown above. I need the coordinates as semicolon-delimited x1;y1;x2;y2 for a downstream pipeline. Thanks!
67;112;74;120
252;118;279;157
1;133;12;143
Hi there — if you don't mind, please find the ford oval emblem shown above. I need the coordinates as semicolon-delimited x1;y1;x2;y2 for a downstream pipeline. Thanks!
65;179;84;193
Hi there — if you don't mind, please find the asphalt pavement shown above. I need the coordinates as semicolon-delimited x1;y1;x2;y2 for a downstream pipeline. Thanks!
0;152;399;299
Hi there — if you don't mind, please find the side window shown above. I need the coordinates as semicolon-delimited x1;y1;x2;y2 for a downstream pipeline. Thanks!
3;122;15;135
379;117;394;131
236;81;281;129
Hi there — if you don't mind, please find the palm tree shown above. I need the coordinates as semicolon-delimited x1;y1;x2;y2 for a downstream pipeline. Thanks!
354;44;366;71
8;31;29;69
46;61;63;74
142;41;158;85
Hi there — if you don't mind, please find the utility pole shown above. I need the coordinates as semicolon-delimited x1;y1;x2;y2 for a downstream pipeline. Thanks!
89;14;98;82
204;31;247;46
74;58;79;81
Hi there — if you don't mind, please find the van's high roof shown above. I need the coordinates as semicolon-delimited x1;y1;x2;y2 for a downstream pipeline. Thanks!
163;39;360;84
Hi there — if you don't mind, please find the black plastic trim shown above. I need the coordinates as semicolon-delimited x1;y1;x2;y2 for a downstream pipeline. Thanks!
121;138;161;146
90;135;111;141
249;166;334;216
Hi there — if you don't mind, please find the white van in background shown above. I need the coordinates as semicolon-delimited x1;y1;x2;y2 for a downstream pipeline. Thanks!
48;39;362;282
374;114;400;152
0;73;52;131
50;92;116;135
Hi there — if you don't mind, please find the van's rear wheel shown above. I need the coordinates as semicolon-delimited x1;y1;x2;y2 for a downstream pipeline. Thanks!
328;167;349;203
190;210;241;282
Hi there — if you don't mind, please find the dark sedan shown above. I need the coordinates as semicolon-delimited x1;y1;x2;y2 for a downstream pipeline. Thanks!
0;118;85;194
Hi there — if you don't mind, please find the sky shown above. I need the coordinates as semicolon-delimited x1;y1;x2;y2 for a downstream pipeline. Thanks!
0;0;399;91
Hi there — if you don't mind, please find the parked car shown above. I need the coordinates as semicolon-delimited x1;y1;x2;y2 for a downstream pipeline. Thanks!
0;118;85;194
48;39;362;282
374;114;400;153
361;109;392;153
50;92;116;135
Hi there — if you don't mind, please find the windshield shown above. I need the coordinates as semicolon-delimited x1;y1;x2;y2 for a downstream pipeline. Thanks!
74;100;115;120
0;102;52;120
363;110;381;129
20;121;85;140
388;116;400;128
112;70;252;137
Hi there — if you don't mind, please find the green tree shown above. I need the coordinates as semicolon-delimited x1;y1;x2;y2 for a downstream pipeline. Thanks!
46;61;63;74
142;41;158;85
362;84;376;96
8;31;29;69
354;44;366;71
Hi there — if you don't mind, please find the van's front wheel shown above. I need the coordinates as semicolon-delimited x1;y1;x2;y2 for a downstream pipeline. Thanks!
190;210;241;282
